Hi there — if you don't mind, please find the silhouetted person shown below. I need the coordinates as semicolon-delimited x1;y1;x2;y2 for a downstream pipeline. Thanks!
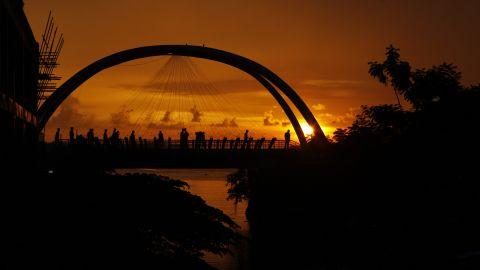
54;128;61;145
284;129;291;149
180;128;190;149
103;129;109;145
268;137;277;149
208;137;214;149
124;136;129;147
158;131;165;148
180;129;186;149
76;134;86;145
195;131;205;149
110;128;117;145
241;130;249;149
69;127;75;145
167;137;172;149
87;129;95;145
139;136;143;149
129;131;136;148
115;130;120;145
259;137;265;149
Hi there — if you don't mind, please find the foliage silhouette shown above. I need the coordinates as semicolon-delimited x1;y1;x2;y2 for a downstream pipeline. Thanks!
368;45;412;106
227;45;480;270
1;171;242;269
226;169;252;205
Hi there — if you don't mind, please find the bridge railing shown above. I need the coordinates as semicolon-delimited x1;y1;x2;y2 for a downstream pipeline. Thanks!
47;138;300;151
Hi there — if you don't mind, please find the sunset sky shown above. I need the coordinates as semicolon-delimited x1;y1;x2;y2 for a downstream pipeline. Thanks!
24;0;480;141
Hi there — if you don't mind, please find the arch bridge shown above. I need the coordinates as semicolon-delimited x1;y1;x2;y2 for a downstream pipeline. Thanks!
38;45;327;148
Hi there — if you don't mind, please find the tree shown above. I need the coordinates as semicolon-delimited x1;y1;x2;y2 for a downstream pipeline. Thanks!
409;63;462;109
346;104;410;144
368;45;412;106
333;128;348;143
368;45;464;111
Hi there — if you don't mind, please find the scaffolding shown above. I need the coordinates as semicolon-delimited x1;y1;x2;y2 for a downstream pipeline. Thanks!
37;11;64;107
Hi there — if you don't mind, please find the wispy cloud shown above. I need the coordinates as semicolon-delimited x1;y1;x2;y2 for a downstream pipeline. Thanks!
146;121;186;131
301;79;364;88
111;79;263;95
211;118;239;127
312;103;326;111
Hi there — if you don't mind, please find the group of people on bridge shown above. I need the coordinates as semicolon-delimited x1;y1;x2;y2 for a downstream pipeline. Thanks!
53;127;292;150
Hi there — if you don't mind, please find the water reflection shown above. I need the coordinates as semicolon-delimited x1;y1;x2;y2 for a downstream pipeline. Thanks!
117;168;248;270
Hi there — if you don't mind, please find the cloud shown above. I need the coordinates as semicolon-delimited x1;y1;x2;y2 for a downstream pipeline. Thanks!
312;103;326;111
211;118;239;127
190;106;203;122
112;79;263;95
263;111;280;126
302;79;364;88
161;111;172;122
282;121;290;127
298;80;371;100
110;106;133;127
49;96;96;129
146;121;186;131
316;110;357;126
46;96;96;141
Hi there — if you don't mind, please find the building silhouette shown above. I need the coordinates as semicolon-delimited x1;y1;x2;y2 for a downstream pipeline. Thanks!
0;0;39;147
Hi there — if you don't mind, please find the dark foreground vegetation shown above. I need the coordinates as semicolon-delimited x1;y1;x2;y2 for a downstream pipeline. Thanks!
0;170;241;269
228;46;480;269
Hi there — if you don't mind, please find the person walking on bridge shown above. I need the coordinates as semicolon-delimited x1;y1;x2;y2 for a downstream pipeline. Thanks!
87;129;95;145
54;128;61;145
103;129;109;145
243;130;249;149
129;131;136;148
69;127;75;145
110;128;117;145
284;129;291;149
180;128;190;149
158;131;165;148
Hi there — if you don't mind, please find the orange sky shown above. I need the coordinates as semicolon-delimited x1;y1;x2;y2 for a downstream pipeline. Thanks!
24;0;480;141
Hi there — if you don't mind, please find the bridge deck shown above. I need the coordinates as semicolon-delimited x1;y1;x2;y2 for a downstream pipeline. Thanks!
40;139;301;169
50;139;299;150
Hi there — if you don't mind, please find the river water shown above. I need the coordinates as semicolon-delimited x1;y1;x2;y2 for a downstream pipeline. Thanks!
118;168;249;270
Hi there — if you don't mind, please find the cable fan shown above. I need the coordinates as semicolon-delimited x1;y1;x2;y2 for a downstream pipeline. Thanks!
112;56;287;141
